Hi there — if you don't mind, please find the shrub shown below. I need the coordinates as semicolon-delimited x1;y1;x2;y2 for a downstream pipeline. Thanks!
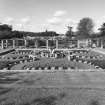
89;99;100;105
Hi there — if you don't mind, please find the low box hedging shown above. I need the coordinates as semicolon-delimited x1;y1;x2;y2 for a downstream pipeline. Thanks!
23;58;94;70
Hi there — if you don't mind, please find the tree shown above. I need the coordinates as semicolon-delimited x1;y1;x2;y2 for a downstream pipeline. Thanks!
66;26;73;38
0;24;12;39
0;24;12;31
77;17;94;36
11;31;24;38
0;31;12;39
99;23;105;36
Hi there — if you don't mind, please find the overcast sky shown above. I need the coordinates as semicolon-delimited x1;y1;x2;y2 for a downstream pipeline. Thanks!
1;0;105;33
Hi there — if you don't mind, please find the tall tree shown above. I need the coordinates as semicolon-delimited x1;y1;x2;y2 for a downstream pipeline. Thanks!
99;23;105;36
0;24;12;39
77;17;94;36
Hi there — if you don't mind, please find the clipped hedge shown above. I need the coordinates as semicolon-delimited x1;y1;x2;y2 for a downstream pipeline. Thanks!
23;58;94;70
0;49;15;56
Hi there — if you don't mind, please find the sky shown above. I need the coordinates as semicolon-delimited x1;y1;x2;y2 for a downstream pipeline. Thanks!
1;0;105;33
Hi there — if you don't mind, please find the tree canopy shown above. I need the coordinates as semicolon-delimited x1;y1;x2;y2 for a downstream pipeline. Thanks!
77;17;94;36
0;23;59;39
0;24;12;31
65;26;73;38
99;23;105;36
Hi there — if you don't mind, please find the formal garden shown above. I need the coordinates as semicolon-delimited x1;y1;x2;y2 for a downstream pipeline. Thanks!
1;17;105;105
0;48;105;70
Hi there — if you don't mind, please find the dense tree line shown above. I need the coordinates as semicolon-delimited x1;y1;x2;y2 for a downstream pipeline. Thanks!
0;24;59;39
66;17;105;38
1;17;105;40
99;23;105;36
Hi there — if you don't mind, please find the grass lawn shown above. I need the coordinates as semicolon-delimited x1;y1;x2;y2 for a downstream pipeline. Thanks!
0;71;105;105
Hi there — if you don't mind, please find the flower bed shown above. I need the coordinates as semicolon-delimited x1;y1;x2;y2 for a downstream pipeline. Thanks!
1;49;105;70
22;58;94;70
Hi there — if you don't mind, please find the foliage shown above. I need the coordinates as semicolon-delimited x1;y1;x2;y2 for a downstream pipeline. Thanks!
77;17;94;36
22;58;92;70
65;26;73;38
0;24;12;31
99;23;105;36
0;24;13;39
0;49;15;56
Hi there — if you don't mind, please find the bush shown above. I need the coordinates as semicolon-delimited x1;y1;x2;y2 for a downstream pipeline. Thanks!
89;99;100;105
